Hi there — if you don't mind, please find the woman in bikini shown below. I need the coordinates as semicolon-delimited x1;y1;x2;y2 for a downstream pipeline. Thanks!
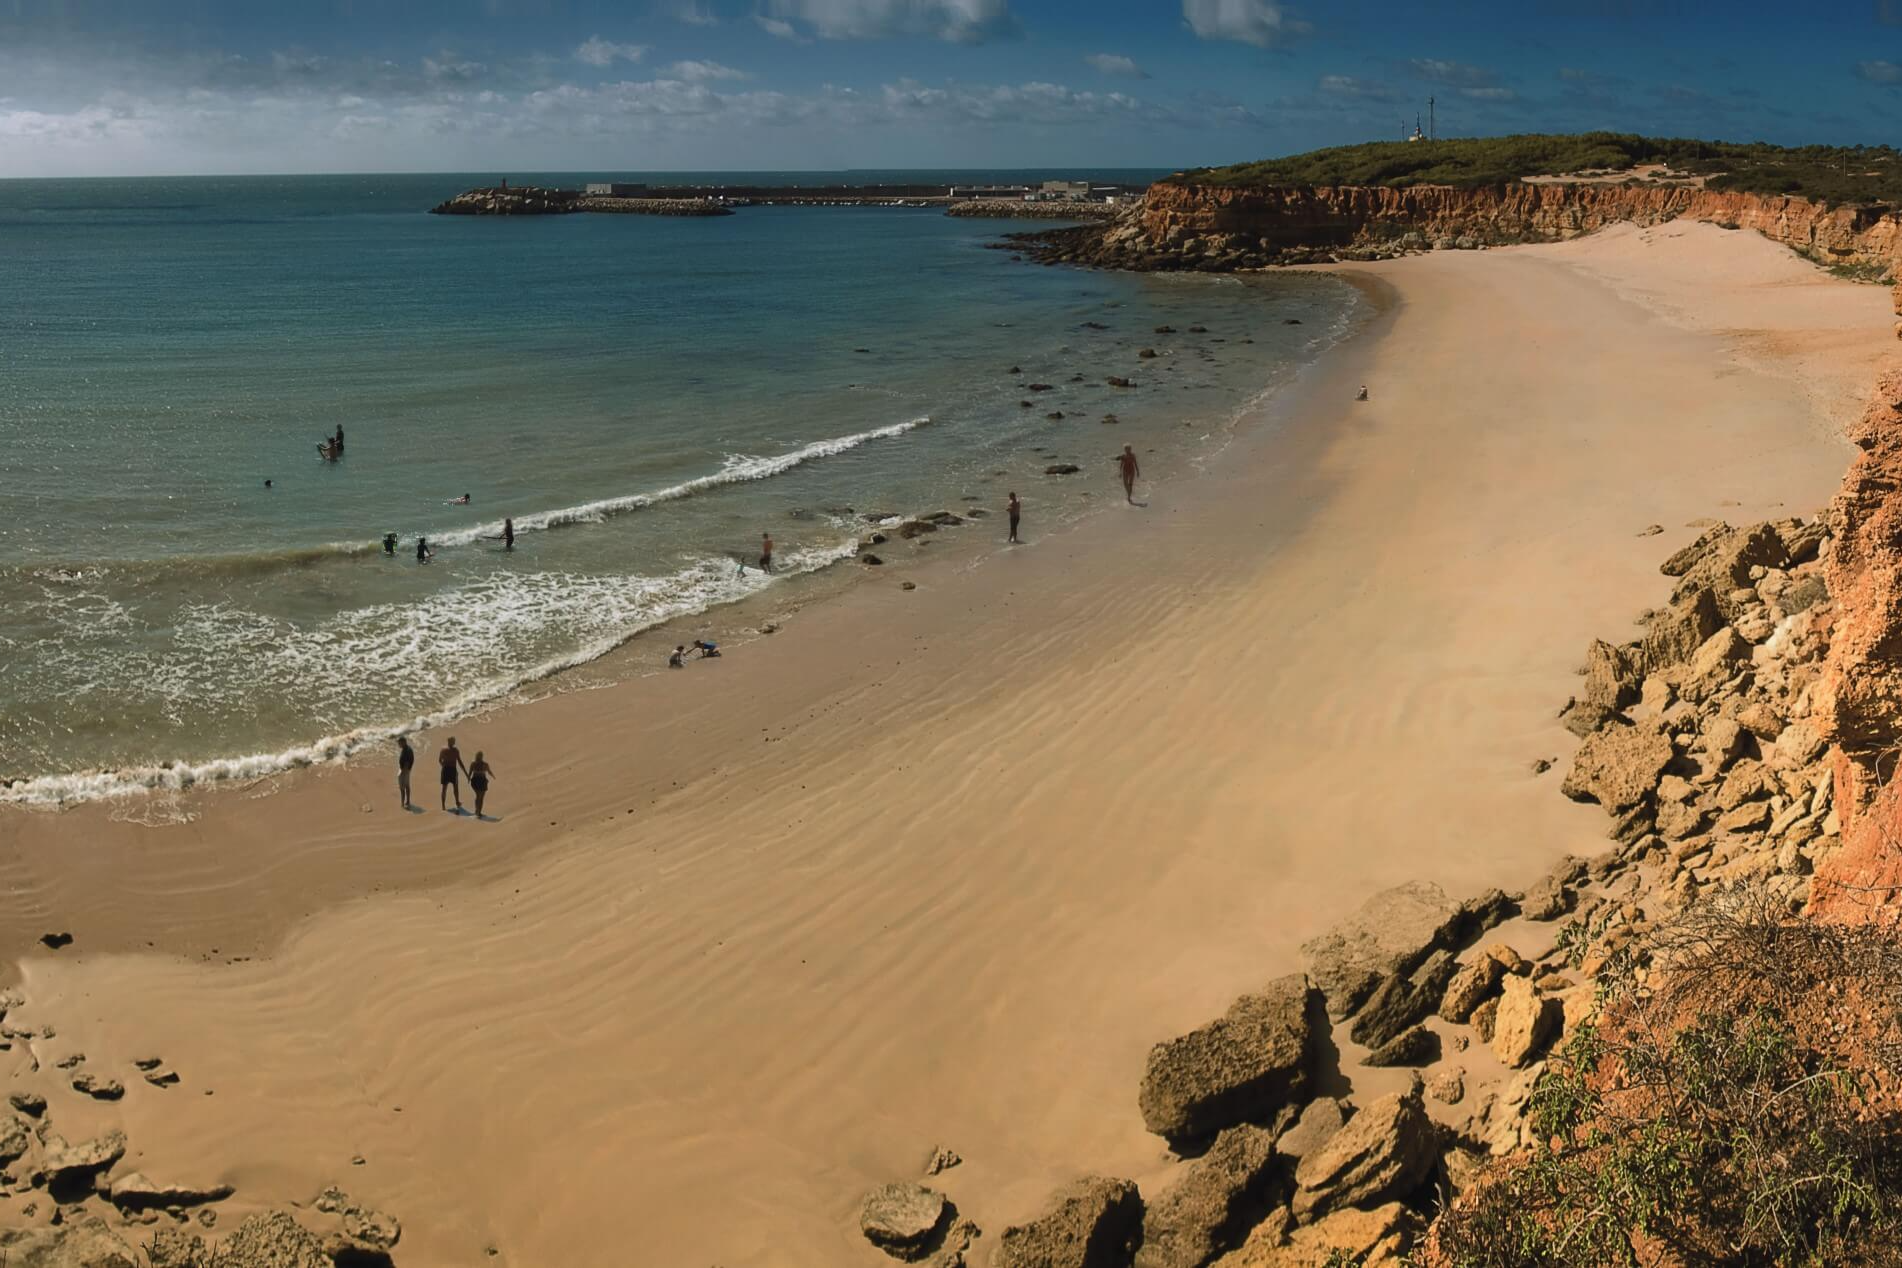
468;751;496;818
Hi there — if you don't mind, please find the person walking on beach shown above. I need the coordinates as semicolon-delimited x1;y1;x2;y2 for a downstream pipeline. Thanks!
468;751;495;818
502;517;515;551
1117;445;1141;504
396;736;415;810
1007;492;1022;544
759;532;774;573
439;736;469;812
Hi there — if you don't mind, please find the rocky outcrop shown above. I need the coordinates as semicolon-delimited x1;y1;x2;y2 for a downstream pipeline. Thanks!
1298;881;1463;1017
1135;1126;1279;1268
1138;974;1321;1144
860;1183;952;1261
1290;1079;1438;1223
995;1176;1144;1268
1005;180;1902;277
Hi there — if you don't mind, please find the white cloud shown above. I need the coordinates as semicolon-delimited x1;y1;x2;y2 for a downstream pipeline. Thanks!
423;54;488;82
664;60;751;81
574;37;649;67
762;0;1018;43
1084;53;1147;78
1181;0;1304;48
1318;74;1397;103
673;1;720;24
1857;59;1902;84
757;15;800;37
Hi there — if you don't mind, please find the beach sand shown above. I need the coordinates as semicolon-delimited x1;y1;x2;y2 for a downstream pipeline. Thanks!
0;221;1892;1265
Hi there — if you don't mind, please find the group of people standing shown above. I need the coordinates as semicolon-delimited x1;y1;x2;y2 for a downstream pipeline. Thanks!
396;734;495;817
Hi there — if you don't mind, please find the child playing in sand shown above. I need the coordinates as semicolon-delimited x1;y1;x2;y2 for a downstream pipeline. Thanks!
669;646;686;668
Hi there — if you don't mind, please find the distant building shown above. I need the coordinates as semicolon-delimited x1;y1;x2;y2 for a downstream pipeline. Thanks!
950;184;1032;200
585;182;647;197
1040;179;1092;200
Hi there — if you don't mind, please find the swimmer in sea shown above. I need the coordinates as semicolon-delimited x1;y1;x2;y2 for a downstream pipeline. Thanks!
416;536;434;563
264;478;274;489
450;493;471;505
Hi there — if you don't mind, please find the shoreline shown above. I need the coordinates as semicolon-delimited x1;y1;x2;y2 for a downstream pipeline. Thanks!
1;222;1893;1265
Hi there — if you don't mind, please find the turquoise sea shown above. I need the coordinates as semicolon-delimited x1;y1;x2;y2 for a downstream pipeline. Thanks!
0;171;1365;803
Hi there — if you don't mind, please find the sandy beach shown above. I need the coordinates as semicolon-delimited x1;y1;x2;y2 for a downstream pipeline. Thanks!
1;221;1892;1266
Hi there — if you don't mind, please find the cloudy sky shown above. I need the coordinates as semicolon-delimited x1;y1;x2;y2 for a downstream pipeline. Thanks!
3;0;1900;177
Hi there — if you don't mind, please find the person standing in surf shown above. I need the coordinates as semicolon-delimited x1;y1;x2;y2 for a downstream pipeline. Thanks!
1007;492;1022;544
502;517;515;551
439;736;469;812
396;735;415;809
759;531;774;573
469;751;495;818
1117;445;1141;505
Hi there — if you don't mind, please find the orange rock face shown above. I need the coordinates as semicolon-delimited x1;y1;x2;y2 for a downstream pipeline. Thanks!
1809;363;1902;924
1134;181;1902;275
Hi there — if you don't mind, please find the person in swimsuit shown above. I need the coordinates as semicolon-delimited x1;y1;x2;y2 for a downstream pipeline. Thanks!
334;424;345;455
1117;445;1141;504
383;532;398;556
1356;385;1369;401
759;532;774;573
416;536;433;563
468;751;495;818
396;736;415;809
450;493;471;505
439;736;469;812
694;639;721;658
503;517;515;551
669;645;686;668
1007;492;1022;544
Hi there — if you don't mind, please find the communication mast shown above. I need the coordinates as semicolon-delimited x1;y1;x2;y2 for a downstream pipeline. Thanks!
1428;96;1436;141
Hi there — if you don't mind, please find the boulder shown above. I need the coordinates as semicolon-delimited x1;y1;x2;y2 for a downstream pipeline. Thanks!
0;1219;140;1268
1291;1080;1437;1222
1641;587;1723;669
1490;975;1558;1068
925;1145;963;1176
42;1129;127;1182
1349;950;1456;1049
1670;523;1789;621
1469;997;1499;1044
995;1176;1143;1268
1579;639;1641;713
1299;881;1462;1018
1219;1202;1420;1266
1518;874;1574;922
1437;955;1505;1024
1273;1098;1349;1164
1680;627;1751;702
71;1071;124;1100
1734;702;1785;740
5;1089;44;1117
1135;1126;1278;1268
860;1182;951;1261
1561;719;1673;812
1045;464;1081;476
1362;1024;1436;1067
1659;524;1730;577
109;1172;236;1211
1426;1067;1465;1105
0;1114;27;1165
1139;974;1320;1143
1700;715;1748;768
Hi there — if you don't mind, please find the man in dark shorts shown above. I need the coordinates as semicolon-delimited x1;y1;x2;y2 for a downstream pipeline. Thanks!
1117;445;1141;504
759;531;774;573
1007;492;1022;544
439;735;469;812
397;736;415;809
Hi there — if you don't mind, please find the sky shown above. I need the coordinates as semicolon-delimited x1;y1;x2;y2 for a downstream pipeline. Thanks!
2;0;1900;177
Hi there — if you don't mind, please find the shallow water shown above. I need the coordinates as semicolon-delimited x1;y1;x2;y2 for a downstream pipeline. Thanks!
0;172;1364;800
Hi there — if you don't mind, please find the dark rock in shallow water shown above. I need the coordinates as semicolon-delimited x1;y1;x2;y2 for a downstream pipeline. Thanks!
1045;464;1082;475
40;932;72;950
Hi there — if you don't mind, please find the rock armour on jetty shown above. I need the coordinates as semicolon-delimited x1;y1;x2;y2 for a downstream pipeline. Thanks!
429;186;733;217
1003;181;1902;278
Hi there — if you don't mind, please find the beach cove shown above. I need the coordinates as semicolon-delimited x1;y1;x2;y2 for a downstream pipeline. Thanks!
1;221;1893;1265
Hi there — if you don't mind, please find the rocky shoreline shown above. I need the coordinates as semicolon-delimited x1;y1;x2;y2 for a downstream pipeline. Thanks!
945;200;1125;222
842;501;1856;1266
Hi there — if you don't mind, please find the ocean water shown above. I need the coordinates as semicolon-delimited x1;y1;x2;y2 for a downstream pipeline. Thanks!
0;172;1365;803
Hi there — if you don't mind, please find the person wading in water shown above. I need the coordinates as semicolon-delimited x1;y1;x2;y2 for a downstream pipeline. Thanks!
1117;445;1141;504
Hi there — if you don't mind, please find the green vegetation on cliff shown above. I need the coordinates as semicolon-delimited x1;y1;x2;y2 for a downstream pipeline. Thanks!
1173;133;1902;207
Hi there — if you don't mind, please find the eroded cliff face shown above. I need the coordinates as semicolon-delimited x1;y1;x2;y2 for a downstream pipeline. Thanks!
1019;180;1902;281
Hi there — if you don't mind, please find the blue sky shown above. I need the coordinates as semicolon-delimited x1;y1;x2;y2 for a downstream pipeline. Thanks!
2;0;1900;176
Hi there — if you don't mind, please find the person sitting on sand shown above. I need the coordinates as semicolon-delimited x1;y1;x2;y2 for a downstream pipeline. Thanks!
439;736;469;812
468;751;495;818
397;735;415;810
416;536;434;563
669;645;686;669
1356;385;1369;401
694;639;720;659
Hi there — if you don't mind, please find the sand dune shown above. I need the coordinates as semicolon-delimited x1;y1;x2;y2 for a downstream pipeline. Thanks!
0;222;1892;1265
